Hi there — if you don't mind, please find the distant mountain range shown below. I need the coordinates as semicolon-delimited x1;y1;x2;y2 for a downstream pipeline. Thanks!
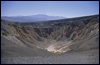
1;14;66;22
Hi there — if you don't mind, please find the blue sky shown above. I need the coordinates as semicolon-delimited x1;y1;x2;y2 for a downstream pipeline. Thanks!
1;1;99;18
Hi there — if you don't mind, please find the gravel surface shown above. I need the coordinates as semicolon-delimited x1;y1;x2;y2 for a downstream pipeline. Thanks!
1;54;99;64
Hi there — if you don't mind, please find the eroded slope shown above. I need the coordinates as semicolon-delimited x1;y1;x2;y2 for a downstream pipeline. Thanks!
1;14;99;55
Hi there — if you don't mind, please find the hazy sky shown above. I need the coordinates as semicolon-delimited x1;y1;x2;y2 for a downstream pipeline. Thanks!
1;1;99;18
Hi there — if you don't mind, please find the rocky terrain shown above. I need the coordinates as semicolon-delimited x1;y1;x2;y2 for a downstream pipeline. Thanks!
1;14;99;64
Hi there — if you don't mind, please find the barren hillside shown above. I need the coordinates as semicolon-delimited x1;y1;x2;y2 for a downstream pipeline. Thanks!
1;14;99;57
